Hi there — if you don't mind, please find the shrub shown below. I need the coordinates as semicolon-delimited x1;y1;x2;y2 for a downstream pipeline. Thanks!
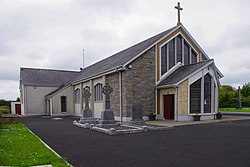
0;99;11;109
242;96;250;107
0;106;10;117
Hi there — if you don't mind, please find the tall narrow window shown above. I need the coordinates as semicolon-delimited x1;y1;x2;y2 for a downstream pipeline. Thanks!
160;34;199;76
204;74;211;113
184;41;190;65
176;35;182;63
161;44;168;75
75;88;80;104
191;49;197;64
169;39;175;69
61;96;67;113
190;79;201;114
94;83;103;101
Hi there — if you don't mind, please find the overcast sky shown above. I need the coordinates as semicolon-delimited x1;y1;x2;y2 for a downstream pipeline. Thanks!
0;0;249;100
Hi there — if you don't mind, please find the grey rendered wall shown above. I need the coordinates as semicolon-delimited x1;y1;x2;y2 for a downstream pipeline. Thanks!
25;86;58;115
51;86;74;115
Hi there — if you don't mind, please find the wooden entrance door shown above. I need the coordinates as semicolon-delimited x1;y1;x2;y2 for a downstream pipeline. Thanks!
61;96;67;113
163;95;175;120
15;104;21;115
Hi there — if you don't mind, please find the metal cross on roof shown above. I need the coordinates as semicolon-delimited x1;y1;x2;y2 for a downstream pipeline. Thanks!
175;2;183;25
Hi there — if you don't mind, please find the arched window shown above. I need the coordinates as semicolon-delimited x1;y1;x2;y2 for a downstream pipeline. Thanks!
190;78;201;114
75;88;80;104
94;83;103;101
189;73;213;114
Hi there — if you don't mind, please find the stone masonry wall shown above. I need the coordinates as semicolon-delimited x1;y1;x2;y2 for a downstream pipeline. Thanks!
122;47;156;117
106;73;120;116
179;79;189;115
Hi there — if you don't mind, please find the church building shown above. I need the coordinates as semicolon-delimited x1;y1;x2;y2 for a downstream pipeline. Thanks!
19;3;223;121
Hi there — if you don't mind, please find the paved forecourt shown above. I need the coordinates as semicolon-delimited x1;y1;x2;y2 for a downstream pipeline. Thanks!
22;116;250;167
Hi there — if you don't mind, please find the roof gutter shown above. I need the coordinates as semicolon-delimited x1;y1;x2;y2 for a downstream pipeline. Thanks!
72;65;126;86
175;60;214;86
156;84;177;89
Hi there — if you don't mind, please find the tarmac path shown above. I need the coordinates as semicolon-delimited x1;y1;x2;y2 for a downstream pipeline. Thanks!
22;117;250;167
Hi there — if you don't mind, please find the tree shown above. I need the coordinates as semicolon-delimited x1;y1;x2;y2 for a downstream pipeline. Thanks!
16;97;20;102
241;82;250;98
242;96;250;107
219;85;237;108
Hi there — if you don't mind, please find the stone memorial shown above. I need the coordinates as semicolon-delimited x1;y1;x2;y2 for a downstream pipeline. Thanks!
79;86;98;124
99;83;116;124
130;102;145;124
82;87;93;118
236;86;242;110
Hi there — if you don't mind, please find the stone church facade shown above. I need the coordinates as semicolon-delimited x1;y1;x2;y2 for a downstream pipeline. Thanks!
19;23;223;121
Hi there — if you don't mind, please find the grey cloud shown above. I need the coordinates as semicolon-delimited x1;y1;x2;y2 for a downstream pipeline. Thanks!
0;0;250;100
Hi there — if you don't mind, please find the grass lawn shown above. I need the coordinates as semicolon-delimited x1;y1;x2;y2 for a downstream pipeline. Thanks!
0;123;69;167
220;108;250;112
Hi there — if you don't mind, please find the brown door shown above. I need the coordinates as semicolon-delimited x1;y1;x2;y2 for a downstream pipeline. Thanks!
15;104;21;115
61;96;67;113
163;95;175;120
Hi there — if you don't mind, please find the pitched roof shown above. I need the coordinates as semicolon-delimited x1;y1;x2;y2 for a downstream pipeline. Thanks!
157;59;213;87
20;68;80;86
72;25;178;84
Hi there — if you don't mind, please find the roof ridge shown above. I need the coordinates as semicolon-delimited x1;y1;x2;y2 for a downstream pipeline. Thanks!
72;25;179;84
20;67;80;73
79;25;178;72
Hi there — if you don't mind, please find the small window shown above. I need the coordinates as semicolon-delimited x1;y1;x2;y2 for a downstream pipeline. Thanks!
191;49;197;64
176;35;182;63
204;74;212;113
94;83;103;101
161;44;168;75
75;88;80;104
61;96;67;113
169;38;175;69
184;41;190;65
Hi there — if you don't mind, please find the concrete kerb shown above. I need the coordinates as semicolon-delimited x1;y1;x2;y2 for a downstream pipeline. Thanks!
26;128;72;167
146;115;250;127
222;112;250;116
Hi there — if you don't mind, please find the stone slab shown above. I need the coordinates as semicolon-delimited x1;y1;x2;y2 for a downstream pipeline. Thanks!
83;109;93;118
100;109;115;124
79;117;99;124
131;103;144;121
98;120;117;125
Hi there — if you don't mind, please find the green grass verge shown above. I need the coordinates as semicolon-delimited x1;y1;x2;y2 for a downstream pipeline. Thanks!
219;108;250;112
0;123;69;167
0;106;10;117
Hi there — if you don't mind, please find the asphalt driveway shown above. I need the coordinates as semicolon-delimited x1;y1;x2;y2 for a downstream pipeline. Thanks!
22;117;250;167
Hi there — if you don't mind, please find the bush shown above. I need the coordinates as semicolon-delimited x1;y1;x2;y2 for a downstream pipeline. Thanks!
0;106;10;117
0;99;11;109
242;96;250;107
